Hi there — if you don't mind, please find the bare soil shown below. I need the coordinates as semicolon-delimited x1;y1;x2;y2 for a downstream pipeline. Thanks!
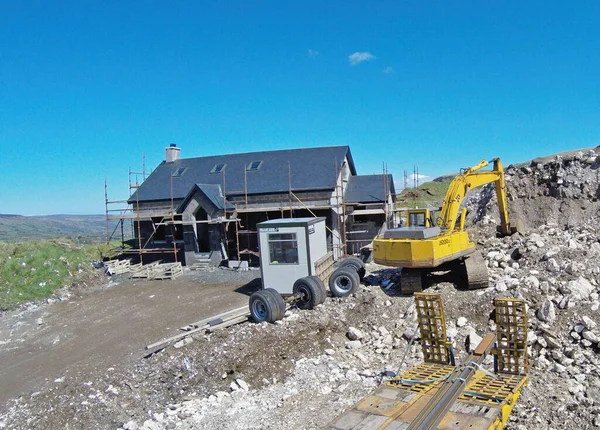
0;269;259;407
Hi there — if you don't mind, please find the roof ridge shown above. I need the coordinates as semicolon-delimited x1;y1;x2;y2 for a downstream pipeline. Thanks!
177;144;349;162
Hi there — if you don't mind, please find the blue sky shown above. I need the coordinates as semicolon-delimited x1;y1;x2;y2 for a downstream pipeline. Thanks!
1;1;599;215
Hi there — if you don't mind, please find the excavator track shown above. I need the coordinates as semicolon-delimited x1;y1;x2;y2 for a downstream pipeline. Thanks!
400;268;424;293
463;251;489;290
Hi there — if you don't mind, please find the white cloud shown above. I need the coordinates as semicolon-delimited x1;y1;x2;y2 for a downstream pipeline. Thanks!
348;51;375;66
308;49;319;58
410;173;429;181
383;66;394;74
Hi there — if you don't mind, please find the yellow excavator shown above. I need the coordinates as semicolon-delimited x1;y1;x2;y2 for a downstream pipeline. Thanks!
373;158;519;292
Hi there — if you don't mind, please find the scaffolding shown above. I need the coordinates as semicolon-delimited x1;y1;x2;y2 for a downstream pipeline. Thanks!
104;154;180;264
105;153;396;265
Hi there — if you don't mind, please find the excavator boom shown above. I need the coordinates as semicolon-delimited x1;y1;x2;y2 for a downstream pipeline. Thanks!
437;158;510;234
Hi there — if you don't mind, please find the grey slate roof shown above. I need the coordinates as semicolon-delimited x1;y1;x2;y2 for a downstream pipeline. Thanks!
344;174;396;204
175;184;235;213
129;146;356;203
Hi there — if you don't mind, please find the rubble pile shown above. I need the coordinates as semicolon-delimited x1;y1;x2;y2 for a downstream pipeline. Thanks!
467;148;600;230
477;221;600;428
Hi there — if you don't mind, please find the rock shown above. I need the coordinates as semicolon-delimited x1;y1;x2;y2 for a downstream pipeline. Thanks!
466;331;483;352
546;258;560;273
568;277;594;300
123;421;139;430
524;276;540;289
378;326;390;336
347;327;364;341
536;300;556;323
527;331;538;345
582;316;597;330
495;280;508;292
235;379;249;391
545;335;561;349
321;385;332;395
324;349;335;356
582;330;599;343
345;340;362;350
403;327;418;340
457;317;468;327
554;363;567;374
587;387;600;405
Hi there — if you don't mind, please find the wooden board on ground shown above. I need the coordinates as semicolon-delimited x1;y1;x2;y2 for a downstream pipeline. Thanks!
146;306;251;351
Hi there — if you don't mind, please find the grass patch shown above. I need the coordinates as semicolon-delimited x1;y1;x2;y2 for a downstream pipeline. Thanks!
0;240;107;311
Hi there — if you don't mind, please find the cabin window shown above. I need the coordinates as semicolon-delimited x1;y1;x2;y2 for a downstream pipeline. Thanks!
268;233;298;264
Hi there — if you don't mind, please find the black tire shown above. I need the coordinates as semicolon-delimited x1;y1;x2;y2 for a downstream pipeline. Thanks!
249;290;280;323
293;277;321;310
329;266;360;297
306;276;327;305
339;256;366;281
263;288;286;320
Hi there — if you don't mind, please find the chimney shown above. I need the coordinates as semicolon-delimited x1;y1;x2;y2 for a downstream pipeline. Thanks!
165;143;180;163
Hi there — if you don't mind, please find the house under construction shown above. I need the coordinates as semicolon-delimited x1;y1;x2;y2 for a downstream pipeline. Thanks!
105;144;395;267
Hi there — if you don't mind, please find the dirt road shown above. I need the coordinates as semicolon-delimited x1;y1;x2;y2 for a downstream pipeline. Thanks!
0;269;259;406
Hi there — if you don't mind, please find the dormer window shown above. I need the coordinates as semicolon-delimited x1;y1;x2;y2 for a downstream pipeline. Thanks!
172;167;187;177
246;161;263;171
211;163;226;174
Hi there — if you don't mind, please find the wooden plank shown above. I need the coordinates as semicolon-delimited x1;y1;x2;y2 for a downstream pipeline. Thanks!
146;309;250;351
181;306;249;331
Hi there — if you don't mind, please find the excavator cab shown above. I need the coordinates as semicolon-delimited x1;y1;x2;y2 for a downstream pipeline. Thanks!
406;209;430;227
406;209;440;228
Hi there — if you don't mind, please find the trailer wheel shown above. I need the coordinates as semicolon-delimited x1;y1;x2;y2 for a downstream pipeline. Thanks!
263;288;286;320
293;277;322;310
329;266;360;297
306;276;327;305
339;256;366;281
249;290;280;323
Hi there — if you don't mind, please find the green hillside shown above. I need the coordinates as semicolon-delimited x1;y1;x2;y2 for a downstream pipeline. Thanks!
397;179;453;209
0;215;130;242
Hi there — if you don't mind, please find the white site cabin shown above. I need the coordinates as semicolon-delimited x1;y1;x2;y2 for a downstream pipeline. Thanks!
257;217;328;295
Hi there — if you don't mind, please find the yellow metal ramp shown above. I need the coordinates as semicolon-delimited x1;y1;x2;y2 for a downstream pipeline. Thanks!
326;295;528;430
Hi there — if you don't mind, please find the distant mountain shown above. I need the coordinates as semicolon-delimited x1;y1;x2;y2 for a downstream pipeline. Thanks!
0;214;131;242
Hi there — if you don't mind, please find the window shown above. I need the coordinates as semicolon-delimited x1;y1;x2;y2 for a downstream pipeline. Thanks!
409;212;426;227
211;163;226;174
172;167;187;177
268;233;298;264
246;160;262;171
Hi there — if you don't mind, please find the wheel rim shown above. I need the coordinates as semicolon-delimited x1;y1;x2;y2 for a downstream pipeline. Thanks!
334;275;352;292
298;285;311;304
252;300;267;320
